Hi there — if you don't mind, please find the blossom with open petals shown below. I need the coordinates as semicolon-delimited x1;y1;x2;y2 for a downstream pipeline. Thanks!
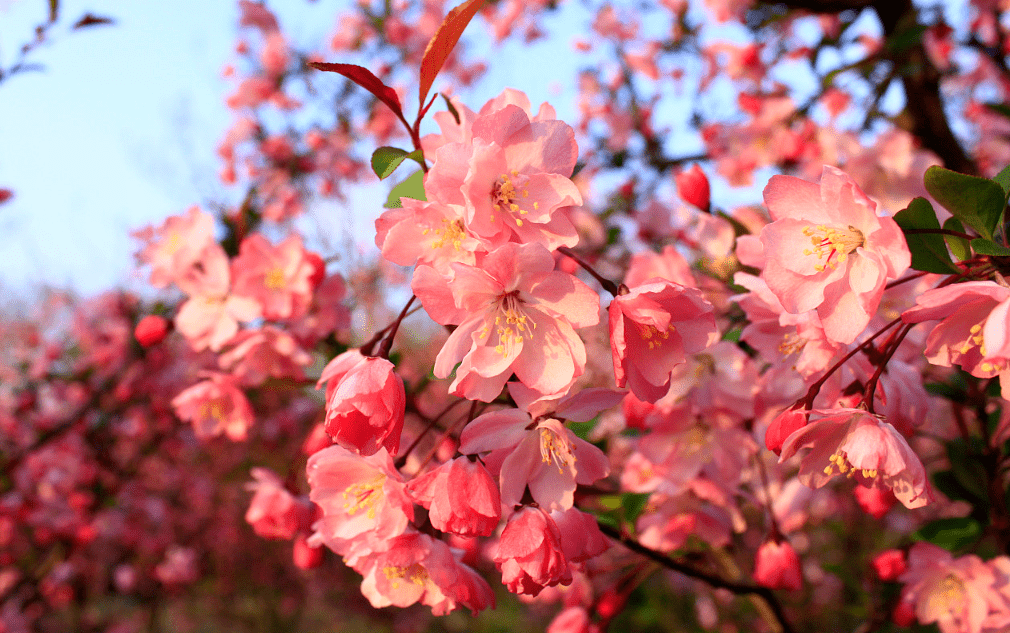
760;166;910;344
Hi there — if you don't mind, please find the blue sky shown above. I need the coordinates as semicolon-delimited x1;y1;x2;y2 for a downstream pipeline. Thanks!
0;0;605;300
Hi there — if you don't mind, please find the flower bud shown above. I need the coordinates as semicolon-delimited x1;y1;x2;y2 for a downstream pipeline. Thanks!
675;164;710;212
134;314;169;348
754;539;802;591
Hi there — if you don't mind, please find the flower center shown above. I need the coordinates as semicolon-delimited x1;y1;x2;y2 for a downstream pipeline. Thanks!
636;322;673;349
264;267;286;290
778;332;807;356
824;450;877;479
422;218;467;251
539;422;577;475
342;474;386;519
484;291;535;357
383;563;429;590
802;224;865;272
959;322;986;356
490;171;535;227
922;574;966;621
201;398;227;422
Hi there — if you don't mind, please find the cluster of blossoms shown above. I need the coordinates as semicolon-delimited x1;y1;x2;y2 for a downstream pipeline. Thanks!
16;0;1010;631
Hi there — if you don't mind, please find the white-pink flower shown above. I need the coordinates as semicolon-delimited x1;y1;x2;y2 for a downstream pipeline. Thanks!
413;242;600;401
759;166;910;344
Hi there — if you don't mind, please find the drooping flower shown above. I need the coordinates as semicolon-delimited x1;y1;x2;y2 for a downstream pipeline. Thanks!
317;351;406;457
609;280;718;402
759;166;910;344
902;281;1010;397
779;408;932;509
244;467;311;540
494;506;572;597
405;456;502;537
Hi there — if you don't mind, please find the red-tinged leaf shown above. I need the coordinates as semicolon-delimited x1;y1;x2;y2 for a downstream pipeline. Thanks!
418;0;487;107
309;62;404;121
72;13;115;29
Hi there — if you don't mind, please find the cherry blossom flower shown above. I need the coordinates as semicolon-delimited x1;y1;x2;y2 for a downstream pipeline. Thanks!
459;407;611;512
244;467;310;540
423;99;583;251
171;373;255;441
779;408;933;508
898;543;996;633
319;352;405;457
494;506;572;597
230;234;319;321
306;445;413;565
759;166;910;344
609;280;718;402
902;281;1010;397
133;206;216;290
413;242;600;401
405;456;501;537
352;531;495;615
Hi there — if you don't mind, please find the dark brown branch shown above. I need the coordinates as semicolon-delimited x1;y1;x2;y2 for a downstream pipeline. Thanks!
597;522;796;633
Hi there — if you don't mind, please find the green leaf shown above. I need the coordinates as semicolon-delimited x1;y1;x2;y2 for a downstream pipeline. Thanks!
943;217;971;262
971;238;1010;257
893;197;959;273
383;170;426;209
621;493;651;524
924;165;1006;240
913;517;983;552
985;102;1010;121
371;147;424;180
993;164;1010;200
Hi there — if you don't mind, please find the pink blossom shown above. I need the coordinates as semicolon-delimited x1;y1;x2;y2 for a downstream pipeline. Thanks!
902;281;1010;391
759;166;910;344
318;352;405;456
405;457;501;537
609;280;718;402
675;164;711;211
899;542;995;633
171;373;255;441
217;326;312;385
413;243;600;401
244;467;309;540
374;197;484;275
753;539;802;591
494;506;572;596
306;445;413;564
352;531;495;615
623;245;695;288
133;206;216;290
459;408;610;512
423;99;583;251
779;409;932;508
292;534;324;570
230;234;318;321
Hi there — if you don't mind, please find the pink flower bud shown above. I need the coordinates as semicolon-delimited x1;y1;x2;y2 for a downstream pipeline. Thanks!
765;408;807;454
321;352;406;456
754;539;802;591
675;164;710;211
854;485;896;519
134;315;169;348
292;534;324;570
871;549;906;581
